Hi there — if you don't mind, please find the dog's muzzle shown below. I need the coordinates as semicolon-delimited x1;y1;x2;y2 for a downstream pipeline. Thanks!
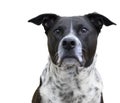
57;36;85;67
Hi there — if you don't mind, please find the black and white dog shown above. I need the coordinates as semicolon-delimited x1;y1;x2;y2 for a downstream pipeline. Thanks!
28;13;115;103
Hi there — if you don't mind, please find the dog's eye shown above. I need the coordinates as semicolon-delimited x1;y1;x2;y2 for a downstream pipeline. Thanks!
55;29;61;34
80;27;88;33
54;28;63;35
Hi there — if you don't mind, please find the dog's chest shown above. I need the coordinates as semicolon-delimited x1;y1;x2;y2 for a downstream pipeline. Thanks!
40;64;102;103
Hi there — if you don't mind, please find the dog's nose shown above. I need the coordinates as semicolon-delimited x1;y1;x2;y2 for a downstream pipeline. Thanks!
62;38;76;50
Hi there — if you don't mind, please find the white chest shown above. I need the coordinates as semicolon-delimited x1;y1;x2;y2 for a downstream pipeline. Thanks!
40;66;103;103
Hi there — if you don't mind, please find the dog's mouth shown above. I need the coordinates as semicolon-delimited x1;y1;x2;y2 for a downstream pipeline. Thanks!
57;55;85;67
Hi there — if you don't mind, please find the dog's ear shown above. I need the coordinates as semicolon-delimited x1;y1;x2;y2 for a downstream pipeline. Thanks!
85;13;116;33
28;14;60;33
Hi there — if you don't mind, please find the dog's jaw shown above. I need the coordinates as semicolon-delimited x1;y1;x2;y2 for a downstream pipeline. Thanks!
50;54;97;77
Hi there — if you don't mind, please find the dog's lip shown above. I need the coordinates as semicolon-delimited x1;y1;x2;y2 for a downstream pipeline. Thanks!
57;56;84;67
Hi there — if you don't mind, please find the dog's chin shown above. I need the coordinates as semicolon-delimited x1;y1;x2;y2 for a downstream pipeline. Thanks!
58;58;81;68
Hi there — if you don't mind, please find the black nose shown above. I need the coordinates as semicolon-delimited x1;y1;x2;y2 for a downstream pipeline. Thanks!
62;38;76;50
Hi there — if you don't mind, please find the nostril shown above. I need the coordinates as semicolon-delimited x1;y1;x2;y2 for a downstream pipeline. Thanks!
62;40;67;47
71;41;76;47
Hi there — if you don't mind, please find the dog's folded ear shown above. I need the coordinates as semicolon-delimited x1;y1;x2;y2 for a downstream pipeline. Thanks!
85;13;116;33
28;14;60;33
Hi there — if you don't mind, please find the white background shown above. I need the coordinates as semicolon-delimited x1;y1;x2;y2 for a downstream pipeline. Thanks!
0;0;119;103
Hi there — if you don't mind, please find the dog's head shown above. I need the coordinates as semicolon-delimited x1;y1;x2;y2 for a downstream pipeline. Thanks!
28;13;115;68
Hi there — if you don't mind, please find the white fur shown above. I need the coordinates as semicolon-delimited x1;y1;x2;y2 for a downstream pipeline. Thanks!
40;55;103;103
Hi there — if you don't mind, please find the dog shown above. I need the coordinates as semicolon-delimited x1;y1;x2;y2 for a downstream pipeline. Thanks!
28;13;115;103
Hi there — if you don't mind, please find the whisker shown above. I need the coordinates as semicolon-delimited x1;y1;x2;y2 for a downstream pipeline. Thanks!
54;50;63;64
82;48;87;53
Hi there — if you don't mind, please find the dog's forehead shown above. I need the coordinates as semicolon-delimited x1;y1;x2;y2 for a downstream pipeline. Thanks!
55;16;92;29
58;16;87;24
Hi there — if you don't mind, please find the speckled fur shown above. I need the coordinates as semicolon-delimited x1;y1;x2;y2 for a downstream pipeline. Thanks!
39;55;103;103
